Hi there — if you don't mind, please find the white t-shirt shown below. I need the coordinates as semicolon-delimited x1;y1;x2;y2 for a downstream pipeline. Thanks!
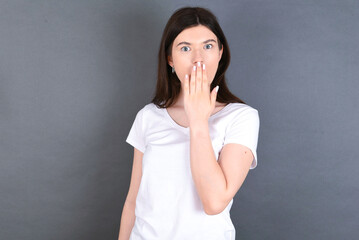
126;102;260;240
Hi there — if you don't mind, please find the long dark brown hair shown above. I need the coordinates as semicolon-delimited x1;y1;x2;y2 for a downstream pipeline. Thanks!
151;6;246;108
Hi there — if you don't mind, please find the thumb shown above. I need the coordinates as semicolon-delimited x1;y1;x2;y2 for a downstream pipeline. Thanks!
211;85;219;106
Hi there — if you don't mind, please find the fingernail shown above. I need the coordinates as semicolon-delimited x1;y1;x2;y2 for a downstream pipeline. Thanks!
197;62;201;67
215;86;219;92
203;64;205;70
193;66;196;71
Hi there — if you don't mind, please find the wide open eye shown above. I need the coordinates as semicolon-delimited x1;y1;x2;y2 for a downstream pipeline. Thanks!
204;44;213;49
181;46;190;52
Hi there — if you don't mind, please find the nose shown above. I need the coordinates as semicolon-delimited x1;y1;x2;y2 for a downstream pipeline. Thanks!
192;49;204;65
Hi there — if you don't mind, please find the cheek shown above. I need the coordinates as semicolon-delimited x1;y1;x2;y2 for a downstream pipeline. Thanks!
205;63;219;79
204;56;220;72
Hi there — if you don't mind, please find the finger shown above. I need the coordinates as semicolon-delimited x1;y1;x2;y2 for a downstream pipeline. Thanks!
190;65;196;95
184;74;189;97
211;85;219;107
196;62;202;93
202;63;209;93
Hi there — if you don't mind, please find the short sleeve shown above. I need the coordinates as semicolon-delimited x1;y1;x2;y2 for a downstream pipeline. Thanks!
126;108;146;153
223;108;260;169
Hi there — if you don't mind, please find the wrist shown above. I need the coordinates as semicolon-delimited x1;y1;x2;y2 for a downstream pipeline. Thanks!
189;121;209;136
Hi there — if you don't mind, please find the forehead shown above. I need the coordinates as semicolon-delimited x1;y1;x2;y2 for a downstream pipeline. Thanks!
174;25;217;43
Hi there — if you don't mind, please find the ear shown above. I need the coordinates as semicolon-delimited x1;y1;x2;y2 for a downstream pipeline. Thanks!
167;55;173;67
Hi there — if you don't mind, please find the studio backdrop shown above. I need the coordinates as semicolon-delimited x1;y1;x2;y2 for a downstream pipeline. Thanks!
0;0;358;239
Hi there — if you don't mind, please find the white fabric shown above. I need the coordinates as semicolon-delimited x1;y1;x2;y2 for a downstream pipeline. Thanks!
126;102;260;240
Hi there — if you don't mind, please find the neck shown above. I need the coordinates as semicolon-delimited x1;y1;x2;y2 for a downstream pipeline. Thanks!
172;89;185;107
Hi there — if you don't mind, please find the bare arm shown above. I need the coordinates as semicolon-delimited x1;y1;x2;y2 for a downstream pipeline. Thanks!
190;123;253;215
118;147;143;240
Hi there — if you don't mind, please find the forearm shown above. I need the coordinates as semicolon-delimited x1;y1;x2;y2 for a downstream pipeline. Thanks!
118;201;136;240
189;122;227;214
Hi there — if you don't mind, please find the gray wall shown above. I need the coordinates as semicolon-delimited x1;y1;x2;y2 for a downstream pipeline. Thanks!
1;0;358;239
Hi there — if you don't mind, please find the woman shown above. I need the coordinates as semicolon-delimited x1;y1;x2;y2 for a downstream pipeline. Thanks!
118;6;260;240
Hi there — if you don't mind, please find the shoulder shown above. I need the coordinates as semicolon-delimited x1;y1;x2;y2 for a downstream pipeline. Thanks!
223;103;260;130
136;103;155;113
226;103;259;116
134;103;161;120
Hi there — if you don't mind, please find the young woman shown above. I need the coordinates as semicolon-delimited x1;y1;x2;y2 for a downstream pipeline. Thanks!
118;7;260;240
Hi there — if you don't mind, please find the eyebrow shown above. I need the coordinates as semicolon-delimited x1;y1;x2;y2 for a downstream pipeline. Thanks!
176;39;217;47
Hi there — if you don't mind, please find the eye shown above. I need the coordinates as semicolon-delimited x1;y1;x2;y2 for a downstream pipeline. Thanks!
181;46;190;52
204;44;213;49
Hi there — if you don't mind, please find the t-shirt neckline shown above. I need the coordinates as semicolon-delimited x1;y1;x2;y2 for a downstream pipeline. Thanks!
163;103;232;132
